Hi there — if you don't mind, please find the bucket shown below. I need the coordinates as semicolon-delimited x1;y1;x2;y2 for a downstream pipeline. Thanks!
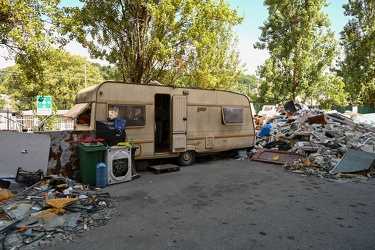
96;162;107;188
237;149;247;158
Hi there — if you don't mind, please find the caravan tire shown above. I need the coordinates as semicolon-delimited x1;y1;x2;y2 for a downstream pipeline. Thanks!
178;151;195;166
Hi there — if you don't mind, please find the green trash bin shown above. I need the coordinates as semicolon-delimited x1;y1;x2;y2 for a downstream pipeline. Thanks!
78;142;106;185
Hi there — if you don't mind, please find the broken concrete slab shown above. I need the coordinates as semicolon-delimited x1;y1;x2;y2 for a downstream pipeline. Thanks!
330;149;375;174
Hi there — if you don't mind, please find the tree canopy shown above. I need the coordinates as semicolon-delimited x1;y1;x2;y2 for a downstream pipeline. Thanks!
0;96;5;110
4;0;375;112
339;0;375;106
0;51;102;111
254;0;347;108
0;0;62;82
58;0;245;89
235;74;260;98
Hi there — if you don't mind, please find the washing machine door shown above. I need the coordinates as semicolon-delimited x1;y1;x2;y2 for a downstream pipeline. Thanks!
108;150;131;182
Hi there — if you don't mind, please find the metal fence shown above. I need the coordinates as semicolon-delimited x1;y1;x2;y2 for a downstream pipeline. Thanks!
254;103;375;115
0;113;74;132
330;105;375;114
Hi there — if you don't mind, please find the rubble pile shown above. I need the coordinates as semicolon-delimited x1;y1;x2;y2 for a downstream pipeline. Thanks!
251;105;375;180
0;177;115;249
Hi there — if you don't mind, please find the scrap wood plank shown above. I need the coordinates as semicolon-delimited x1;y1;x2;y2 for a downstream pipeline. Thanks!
149;164;180;174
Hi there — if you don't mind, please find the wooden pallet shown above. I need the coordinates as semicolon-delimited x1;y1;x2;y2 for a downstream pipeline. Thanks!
149;164;180;174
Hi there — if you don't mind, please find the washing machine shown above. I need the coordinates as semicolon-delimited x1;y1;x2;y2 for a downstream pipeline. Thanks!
105;146;132;185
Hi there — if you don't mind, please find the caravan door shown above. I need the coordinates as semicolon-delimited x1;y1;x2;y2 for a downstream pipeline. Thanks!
172;95;187;152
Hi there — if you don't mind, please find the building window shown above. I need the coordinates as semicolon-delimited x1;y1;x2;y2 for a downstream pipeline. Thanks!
108;104;146;127
222;107;244;124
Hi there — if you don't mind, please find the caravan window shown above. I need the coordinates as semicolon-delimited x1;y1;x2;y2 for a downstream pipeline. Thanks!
108;104;146;127
222;107;244;124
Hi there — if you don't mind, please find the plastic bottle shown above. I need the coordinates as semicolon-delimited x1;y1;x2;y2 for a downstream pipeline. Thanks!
96;162;107;188
131;138;134;147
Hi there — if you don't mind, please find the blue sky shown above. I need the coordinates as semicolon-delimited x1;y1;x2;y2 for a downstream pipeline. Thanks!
1;0;351;75
227;0;350;74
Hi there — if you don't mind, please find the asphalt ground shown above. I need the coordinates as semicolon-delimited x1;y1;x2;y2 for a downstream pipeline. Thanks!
43;156;375;250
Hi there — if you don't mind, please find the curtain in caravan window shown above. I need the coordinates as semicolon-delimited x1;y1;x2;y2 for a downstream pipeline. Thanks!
108;104;146;126
222;107;244;124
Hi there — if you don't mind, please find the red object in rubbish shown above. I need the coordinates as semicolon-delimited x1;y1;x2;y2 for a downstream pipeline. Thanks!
70;138;106;143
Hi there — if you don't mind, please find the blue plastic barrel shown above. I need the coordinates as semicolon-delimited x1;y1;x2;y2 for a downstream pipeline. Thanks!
96;162;107;188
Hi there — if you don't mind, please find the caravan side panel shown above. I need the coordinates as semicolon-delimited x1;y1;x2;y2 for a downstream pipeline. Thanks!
184;89;255;153
72;82;256;160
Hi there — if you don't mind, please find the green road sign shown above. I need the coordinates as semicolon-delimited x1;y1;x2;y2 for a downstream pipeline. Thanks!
37;96;52;115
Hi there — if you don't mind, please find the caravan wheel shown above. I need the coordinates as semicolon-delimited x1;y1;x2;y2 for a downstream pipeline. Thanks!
178;151;195;166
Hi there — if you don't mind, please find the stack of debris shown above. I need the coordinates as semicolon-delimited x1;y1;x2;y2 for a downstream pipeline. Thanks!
0;176;114;249
250;102;375;181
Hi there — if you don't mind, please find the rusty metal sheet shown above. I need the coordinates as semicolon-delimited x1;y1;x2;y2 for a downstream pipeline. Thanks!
37;130;94;179
251;149;306;165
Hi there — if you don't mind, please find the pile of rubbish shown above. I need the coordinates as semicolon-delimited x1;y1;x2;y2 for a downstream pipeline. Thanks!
249;102;375;181
0;176;114;249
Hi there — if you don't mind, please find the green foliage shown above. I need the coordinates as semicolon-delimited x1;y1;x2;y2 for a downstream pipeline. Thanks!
94;64;122;82
314;73;349;109
255;58;287;104
37;114;58;131
58;0;245;90
235;74;261;99
0;70;8;85
1;50;102;111
339;0;375;106
254;0;341;107
0;96;5;109
237;74;259;87
0;0;63;83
